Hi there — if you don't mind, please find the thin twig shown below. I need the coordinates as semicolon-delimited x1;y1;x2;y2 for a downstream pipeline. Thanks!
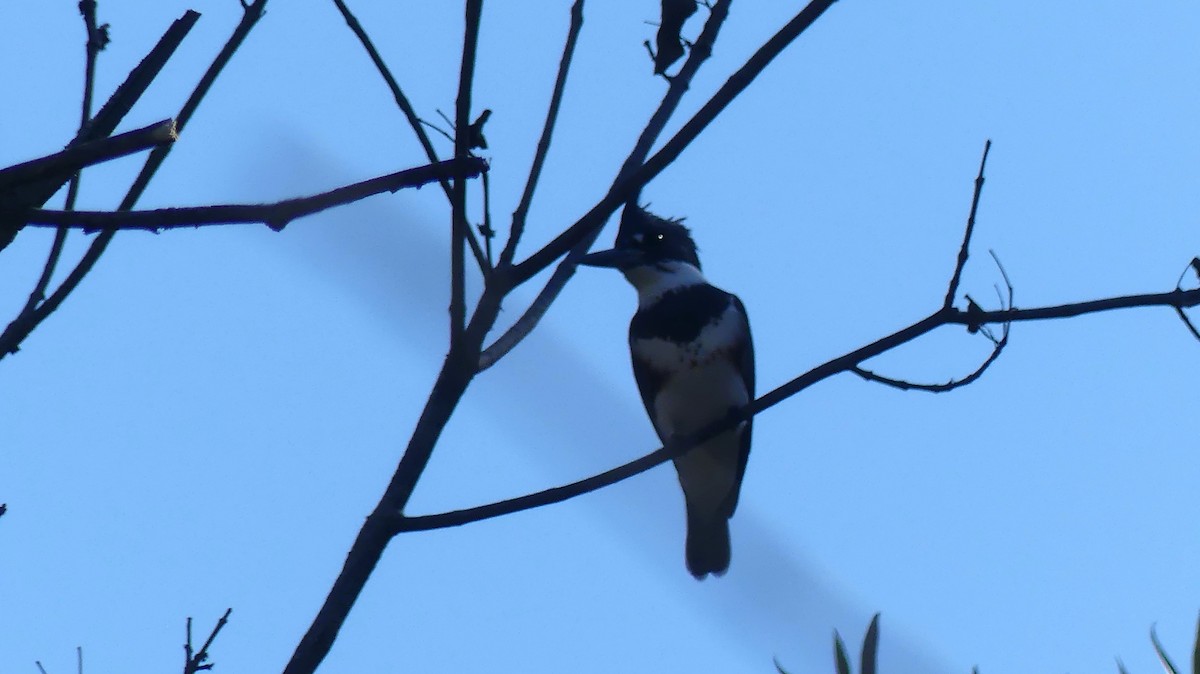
0;119;176;191
450;0;484;346
851;333;1006;393
944;140;992;309
14;1;107;325
855;245;1014;393
397;285;1200;532
480;170;494;266
183;609;233;674
478;0;734;371
329;0;489;272
497;0;585;268
1173;257;1200;341
19;158;486;232
508;0;840;286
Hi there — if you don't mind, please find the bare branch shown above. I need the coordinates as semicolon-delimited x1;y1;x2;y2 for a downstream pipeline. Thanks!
944;139;992;309
478;0;734;371
19;158;487;232
0;10;199;253
12;3;110;329
498;0;585;268
0;2;268;361
851;331;1007;393
1174;257;1200;342
183;609;232;674
0;120;176;192
399;285;1200;532
450;0;485;346
329;0;489;272
509;0;840;286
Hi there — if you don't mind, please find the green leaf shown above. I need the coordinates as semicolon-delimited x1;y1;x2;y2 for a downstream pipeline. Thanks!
862;614;880;674
834;630;852;674
1152;624;1181;674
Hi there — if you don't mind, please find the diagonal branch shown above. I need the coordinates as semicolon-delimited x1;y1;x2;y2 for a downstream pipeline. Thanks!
508;0;840;287
478;0;735;371
0;10;200;253
395;284;1200;533
0;2;268;361
19;158;486;232
183;609;233;674
14;1;109;328
497;0;585;268
329;0;489;272
944;140;992;309
0;119;177;191
477;0;841;372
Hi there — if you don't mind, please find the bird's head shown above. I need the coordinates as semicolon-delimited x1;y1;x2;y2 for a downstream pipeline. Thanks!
581;206;706;304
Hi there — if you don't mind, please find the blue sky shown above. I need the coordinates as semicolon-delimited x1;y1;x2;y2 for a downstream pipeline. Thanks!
2;2;1199;673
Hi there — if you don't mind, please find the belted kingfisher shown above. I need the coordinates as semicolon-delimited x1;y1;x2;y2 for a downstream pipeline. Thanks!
582;206;755;579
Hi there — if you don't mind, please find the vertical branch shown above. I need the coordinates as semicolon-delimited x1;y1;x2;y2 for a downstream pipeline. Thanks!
21;0;108;317
329;0;489;272
497;0;584;269
478;0;732;370
450;0;484;345
943;139;992;309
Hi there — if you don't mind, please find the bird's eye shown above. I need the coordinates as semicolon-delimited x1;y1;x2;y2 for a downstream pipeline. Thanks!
655;233;665;241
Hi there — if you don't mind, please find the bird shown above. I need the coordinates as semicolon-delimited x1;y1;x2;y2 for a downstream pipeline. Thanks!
581;206;754;579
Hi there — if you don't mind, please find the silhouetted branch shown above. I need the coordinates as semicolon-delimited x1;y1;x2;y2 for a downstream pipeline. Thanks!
0;9;199;253
396;286;1199;532
944;140;991;309
478;0;733;371
0;120;176;192
508;0;839;286
498;0;585;268
851;332;1007;393
449;0;485;345
1174;257;1200;342
13;2;110;330
183;609;232;674
0;2;267;361
330;0;489;272
19;158;487;232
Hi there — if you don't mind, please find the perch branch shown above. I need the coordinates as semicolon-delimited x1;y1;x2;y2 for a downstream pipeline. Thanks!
396;285;1200;532
19;158;487;232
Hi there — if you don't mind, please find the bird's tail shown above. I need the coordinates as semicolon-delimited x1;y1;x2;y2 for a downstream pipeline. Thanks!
685;512;731;579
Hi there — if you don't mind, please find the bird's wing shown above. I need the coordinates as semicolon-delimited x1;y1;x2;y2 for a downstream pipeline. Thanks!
720;293;754;518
